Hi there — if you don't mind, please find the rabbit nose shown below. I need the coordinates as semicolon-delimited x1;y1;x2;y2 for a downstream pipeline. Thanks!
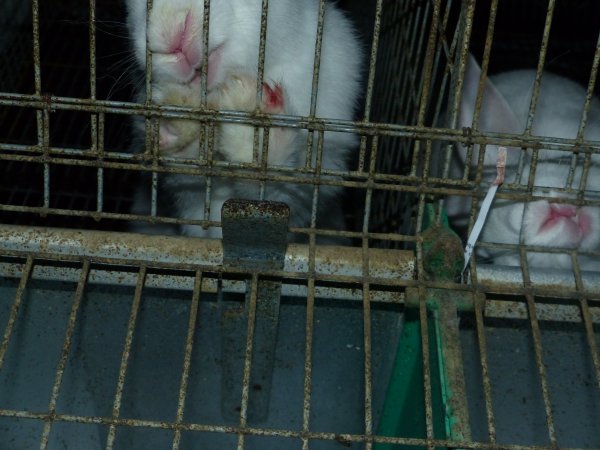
548;203;577;217
167;11;202;78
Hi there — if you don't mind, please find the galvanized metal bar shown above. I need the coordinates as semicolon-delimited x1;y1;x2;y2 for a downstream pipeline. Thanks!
220;199;289;423
524;292;558;446
308;0;326;118
304;128;315;171
362;278;374;449
89;0;98;155
565;152;579;195
236;273;259;450
252;0;269;165
300;274;315;450
105;265;147;450
200;0;211;104
301;161;320;449
144;0;154;103
20;145;600;195
412;0;448;177
361;134;378;449
362;280;374;450
171;270;202;450
0;224;414;290
484;298;600;322
0;256;34;370
419;288;435;450
96;112;105;213
307;184;319;245
361;0;383;123
398;1;427;131
470;0;499;131
430;0;455;130
571;254;600;392
395;0;421;123
3;93;600;150
474;262;600;296
474;294;497;443
1;223;596;303
581;296;600;392
309;130;325;237
43;159;50;209
410;0;437;125
150;171;158;217
87;0;102;215
412;0;462;178
31;0;43;151
259;127;270;200
143;0;155;160
434;297;472;442
577;30;600;141
414;0;442;127
0;259;407;306
38;259;91;450
201;176;214;233
523;0;556;136
300;0;325;172
254;0;269;107
1;405;586;450
96;166;104;212
519;248;557;446
374;0;401;125
414;207;433;450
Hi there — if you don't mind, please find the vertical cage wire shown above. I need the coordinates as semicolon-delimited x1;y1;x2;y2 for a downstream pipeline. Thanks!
172;270;202;449
105;265;147;450
572;259;600;392
0;256;34;370
0;0;599;448
236;273;259;450
523;0;556;137
38;259;90;449
473;294;497;443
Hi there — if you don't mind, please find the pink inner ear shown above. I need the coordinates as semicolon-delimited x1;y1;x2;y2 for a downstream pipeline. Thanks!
262;83;284;113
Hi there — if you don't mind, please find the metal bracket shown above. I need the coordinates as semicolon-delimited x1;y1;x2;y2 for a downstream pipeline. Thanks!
219;198;289;422
376;204;472;448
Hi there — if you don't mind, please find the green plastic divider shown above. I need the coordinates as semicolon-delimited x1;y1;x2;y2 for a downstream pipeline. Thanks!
374;309;446;450
375;204;464;449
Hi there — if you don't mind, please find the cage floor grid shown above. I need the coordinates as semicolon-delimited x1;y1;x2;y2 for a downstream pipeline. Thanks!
0;277;400;450
0;258;598;450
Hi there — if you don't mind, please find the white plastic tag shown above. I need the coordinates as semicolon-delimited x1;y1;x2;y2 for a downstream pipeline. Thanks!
462;146;507;277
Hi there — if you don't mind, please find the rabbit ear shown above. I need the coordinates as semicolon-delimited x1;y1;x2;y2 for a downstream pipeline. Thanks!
459;54;521;134
458;54;522;167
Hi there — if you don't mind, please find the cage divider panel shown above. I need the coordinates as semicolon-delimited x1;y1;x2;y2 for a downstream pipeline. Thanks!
376;204;471;448
374;309;446;450
220;198;289;422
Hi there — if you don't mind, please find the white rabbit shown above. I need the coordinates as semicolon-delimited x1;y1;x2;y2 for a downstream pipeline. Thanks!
125;0;362;238
132;74;343;239
446;55;600;271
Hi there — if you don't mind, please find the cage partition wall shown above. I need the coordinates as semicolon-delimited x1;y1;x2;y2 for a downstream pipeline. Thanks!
0;0;599;449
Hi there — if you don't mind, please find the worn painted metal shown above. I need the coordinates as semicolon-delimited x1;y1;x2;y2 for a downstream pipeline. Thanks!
1;0;600;449
220;199;289;422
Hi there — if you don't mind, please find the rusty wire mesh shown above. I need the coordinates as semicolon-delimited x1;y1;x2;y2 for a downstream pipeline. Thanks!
0;0;599;449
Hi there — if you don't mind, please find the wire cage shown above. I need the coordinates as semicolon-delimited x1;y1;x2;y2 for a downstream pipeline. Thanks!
0;0;599;449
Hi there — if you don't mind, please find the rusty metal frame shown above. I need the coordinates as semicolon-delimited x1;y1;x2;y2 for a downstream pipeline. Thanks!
1;0;600;449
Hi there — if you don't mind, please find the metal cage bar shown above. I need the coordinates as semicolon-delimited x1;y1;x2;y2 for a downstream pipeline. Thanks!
0;1;599;449
105;265;146;450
